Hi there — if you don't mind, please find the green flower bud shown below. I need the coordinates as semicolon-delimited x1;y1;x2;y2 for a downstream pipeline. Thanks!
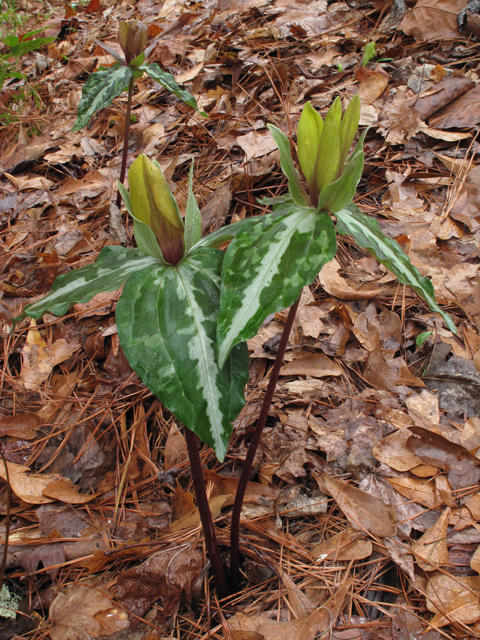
129;155;185;265
118;20;148;65
297;95;361;208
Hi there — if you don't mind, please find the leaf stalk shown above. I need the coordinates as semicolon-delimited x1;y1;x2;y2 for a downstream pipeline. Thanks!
116;76;135;207
230;293;302;591
184;426;230;599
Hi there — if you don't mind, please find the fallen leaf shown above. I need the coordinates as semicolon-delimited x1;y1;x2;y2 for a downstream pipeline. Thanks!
3;172;54;190
117;545;203;619
312;528;372;562
280;353;342;378
411;508;450;571
373;428;424;472
319;259;385;300
0;460;59;504
236;130;278;161
399;0;466;41
50;584;128;640
426;573;480;627
227;606;330;640
387;476;441;510
0;412;41;440
42;478;95;504
170;494;229;532
21;321;80;390
316;473;396;537
164;423;188;471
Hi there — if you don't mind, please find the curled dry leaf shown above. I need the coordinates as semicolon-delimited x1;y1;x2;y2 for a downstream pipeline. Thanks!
318;259;384;300
49;584;129;640
164;423;188;471
227;606;330;640
21;322;80;391
0;460;59;505
426;573;480;627
315;473;396;537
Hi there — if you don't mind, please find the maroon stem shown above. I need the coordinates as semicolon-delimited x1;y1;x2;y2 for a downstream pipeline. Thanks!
116;76;135;208
184;427;230;599
230;294;302;591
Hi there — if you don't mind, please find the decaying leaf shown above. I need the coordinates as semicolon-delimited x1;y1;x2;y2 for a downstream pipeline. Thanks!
49;584;128;640
426;573;480;627
21;321;80;390
227;606;330;640
411;508;450;571
117;545;203;619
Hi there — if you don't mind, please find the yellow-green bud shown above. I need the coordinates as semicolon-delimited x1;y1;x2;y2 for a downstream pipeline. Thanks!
129;155;185;265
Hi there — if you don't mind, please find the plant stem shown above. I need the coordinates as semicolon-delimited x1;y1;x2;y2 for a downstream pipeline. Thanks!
230;294;302;591
184;427;230;599
116;76;135;208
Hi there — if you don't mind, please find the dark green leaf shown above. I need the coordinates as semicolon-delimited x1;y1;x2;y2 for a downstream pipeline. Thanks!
317;129;366;213
116;247;249;461
335;203;457;333
267;124;310;208
73;63;134;132
218;206;337;367
15;246;156;323
140;63;205;114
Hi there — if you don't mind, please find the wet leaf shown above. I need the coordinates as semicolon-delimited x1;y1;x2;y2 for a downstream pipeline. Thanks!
227;606;330;640
117;545;203;619
50;584;129;640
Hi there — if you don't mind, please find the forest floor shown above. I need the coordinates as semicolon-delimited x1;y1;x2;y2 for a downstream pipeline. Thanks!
1;0;480;638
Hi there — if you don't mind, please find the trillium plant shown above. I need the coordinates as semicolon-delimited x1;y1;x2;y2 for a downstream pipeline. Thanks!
15;95;455;597
73;20;205;205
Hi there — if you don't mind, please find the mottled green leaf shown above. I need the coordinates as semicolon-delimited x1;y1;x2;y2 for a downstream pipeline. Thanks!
267;124;310;208
15;246;156;323
117;181;165;263
297;102;323;182
73;63;134;132
140;63;204;114
193;218;251;249
317;129;366;213
335;203;457;333
218;206;337;367
116;247;249;461
185;161;202;253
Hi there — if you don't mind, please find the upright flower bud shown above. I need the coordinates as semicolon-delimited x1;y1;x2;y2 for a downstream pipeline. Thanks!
297;95;361;209
129;155;185;265
118;20;148;65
